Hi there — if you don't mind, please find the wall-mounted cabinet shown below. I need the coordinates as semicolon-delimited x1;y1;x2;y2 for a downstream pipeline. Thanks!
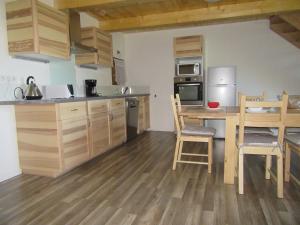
173;35;203;58
6;0;70;62
75;27;113;67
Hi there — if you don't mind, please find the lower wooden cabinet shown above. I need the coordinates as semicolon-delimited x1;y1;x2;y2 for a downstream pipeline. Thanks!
59;117;89;171
88;100;110;157
14;97;137;177
110;98;127;147
15;102;89;177
138;96;150;134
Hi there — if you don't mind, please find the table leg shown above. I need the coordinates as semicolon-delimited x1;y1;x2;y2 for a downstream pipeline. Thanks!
224;116;237;184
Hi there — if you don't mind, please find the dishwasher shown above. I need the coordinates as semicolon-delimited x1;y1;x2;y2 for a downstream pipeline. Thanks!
126;97;139;141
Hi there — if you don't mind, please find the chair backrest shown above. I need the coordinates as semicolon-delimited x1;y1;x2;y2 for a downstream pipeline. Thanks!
170;94;184;135
238;92;288;145
238;91;266;106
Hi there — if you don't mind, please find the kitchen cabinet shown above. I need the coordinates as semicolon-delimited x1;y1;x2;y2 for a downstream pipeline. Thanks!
6;0;70;61
15;102;88;177
75;27;113;67
138;96;150;134
173;35;203;58
13;96;142;178
88;100;110;157
109;98;127;147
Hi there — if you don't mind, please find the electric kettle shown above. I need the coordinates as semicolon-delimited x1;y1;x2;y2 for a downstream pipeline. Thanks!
14;76;43;100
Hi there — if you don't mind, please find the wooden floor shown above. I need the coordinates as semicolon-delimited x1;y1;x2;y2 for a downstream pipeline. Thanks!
0;131;299;225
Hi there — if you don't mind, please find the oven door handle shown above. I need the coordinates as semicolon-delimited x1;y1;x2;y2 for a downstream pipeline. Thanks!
178;83;201;86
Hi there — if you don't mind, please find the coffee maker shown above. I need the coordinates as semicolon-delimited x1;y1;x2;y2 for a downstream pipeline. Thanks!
85;79;98;97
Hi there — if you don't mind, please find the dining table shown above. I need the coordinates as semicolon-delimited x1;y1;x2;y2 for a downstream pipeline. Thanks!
179;106;300;184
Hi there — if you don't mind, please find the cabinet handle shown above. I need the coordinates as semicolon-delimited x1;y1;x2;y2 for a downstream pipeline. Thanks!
71;109;79;112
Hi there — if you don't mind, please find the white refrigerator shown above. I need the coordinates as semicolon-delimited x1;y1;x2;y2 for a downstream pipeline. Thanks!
206;66;236;138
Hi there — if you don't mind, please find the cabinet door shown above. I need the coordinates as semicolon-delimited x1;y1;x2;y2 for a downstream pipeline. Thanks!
137;97;145;134
144;96;150;129
60;117;89;171
110;99;126;147
88;100;110;157
174;35;203;57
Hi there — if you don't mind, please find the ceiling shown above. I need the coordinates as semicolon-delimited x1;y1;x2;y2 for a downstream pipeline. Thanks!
54;0;300;31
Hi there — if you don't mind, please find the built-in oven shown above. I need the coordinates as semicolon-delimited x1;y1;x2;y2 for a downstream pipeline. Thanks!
174;76;204;105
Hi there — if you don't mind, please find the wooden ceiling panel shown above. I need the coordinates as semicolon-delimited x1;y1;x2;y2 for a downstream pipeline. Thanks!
55;0;300;31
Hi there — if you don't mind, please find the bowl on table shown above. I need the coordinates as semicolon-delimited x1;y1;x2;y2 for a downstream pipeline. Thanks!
208;101;220;108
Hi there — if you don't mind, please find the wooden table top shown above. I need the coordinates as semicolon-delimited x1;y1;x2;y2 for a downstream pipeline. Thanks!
180;106;300;127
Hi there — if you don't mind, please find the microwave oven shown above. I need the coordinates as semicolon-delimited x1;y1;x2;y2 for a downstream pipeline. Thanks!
176;62;202;76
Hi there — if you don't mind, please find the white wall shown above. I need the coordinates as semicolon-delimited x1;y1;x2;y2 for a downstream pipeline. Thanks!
125;20;300;131
0;0;112;182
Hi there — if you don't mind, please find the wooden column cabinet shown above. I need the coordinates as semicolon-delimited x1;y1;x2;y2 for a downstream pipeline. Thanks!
6;0;70;61
173;35;203;58
88;100;110;157
75;27;113;67
137;96;150;134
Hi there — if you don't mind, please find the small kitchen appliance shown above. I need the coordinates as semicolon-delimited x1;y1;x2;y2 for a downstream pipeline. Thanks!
14;76;43;100
175;57;203;76
85;79;98;97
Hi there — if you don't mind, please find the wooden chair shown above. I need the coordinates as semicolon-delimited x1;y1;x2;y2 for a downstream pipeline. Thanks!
238;91;266;105
237;93;288;198
237;91;272;135
284;132;300;183
170;94;216;172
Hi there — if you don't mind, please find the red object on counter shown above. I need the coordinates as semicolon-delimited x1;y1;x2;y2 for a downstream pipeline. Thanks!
208;101;220;108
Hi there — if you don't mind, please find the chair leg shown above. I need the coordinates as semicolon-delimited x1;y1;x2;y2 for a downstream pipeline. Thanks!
265;155;272;180
208;138;213;174
172;138;180;170
284;143;291;182
178;140;183;161
238;150;244;195
277;152;284;198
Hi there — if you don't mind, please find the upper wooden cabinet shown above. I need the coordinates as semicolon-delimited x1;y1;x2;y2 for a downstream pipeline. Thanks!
173;35;203;58
75;27;113;67
6;0;70;61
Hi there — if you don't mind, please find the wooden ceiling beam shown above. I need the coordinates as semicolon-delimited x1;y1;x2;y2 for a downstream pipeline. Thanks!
54;0;163;10
98;0;300;31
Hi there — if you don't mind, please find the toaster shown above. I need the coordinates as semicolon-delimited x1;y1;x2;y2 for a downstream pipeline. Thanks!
42;85;74;99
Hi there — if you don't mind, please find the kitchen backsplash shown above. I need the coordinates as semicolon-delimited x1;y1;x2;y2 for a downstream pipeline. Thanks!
97;85;150;96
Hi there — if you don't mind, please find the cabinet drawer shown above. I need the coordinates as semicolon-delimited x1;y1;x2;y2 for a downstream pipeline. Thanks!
88;100;109;116
58;102;87;120
110;98;125;109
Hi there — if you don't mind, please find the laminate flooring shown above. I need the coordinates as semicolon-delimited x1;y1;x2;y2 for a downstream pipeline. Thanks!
0;131;299;225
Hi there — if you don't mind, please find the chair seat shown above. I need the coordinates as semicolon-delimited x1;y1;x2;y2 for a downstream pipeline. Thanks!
285;133;300;146
236;127;273;135
286;128;300;134
182;125;216;137
237;133;279;147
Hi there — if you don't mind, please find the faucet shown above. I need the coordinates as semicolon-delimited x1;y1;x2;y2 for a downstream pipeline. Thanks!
121;86;129;95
